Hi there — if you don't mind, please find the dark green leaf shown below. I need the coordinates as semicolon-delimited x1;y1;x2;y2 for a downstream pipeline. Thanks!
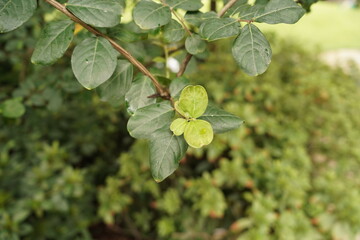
163;19;185;43
237;4;265;20
165;0;203;11
98;60;133;105
71;37;117;90
66;0;122;28
31;20;75;65
200;18;240;42
199;105;244;133
184;11;217;27
232;24;272;76
149;128;188;182
125;75;156;114
133;0;171;29
185;34;206;55
0;0;37;33
127;102;175;139
254;0;305;24
169;76;189;98
0;98;25;118
108;24;148;43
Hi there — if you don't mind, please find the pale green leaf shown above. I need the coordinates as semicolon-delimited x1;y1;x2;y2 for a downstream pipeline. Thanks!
71;37;117;90
165;0;203;11
177;85;208;119
170;118;187;136
254;0;305;24
184;119;213;148
232;24;272;76
66;0;122;28
184;11;217;27
0;98;25;118
185;34;206;55
98;60;133;105
0;0;37;33
199;105;244;133
163;19;185;43
133;0;171;29
31;20;74;65
149;128;188;182
200;18;240;42
169;76;189;98
127;102;175;139
125;75;156;114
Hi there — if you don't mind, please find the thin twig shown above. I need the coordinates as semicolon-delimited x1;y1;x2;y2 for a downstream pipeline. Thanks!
177;53;192;77
177;0;240;77
171;9;192;36
218;0;238;17
43;0;171;100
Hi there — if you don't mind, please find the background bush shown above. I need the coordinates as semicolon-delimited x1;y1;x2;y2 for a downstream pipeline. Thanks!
1;18;360;240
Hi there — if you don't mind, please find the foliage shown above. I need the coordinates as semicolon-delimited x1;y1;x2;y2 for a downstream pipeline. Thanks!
1;17;360;237
0;0;315;180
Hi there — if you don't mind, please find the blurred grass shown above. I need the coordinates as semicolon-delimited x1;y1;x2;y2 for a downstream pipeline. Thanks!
257;2;360;50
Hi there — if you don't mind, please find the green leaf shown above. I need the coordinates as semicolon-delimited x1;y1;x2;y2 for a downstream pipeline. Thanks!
185;34;206;55
108;24;148;43
66;0;122;28
176;85;208;119
254;0;305;24
163;19;185;43
165;0;203;11
71;37;117;90
238;4;265;20
223;0;248;17
170;118;187;136
199;105;244;133
0;0;37;33
31;20;75;65
127;102;175;139
184;119;213;148
184;11;217;27
125;75;156;114
169;76;189;98
149;128;188;182
133;0;171;29
200;18;240;42
0;98;25;118
232;24;272;76
98;60;133;105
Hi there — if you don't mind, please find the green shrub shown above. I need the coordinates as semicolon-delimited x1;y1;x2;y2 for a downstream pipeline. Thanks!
1;29;360;239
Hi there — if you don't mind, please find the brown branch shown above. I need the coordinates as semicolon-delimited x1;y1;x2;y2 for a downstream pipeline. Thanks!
218;0;238;17
177;53;192;77
176;0;240;77
43;0;171;100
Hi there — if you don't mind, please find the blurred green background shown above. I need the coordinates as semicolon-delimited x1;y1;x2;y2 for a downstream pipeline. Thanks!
1;1;360;240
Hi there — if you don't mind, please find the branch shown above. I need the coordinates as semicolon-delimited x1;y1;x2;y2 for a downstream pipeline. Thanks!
43;0;171;100
218;0;238;17
177;53;192;77
177;0;240;77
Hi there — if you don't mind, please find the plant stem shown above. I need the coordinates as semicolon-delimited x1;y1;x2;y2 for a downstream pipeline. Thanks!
218;0;238;17
171;9;192;36
43;0;171;100
177;0;240;77
177;53;192;77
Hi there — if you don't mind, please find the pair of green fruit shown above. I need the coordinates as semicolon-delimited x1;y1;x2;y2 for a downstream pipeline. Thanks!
170;85;213;148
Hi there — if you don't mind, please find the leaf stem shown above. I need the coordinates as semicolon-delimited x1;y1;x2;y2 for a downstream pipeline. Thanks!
43;0;171;100
176;0;240;77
